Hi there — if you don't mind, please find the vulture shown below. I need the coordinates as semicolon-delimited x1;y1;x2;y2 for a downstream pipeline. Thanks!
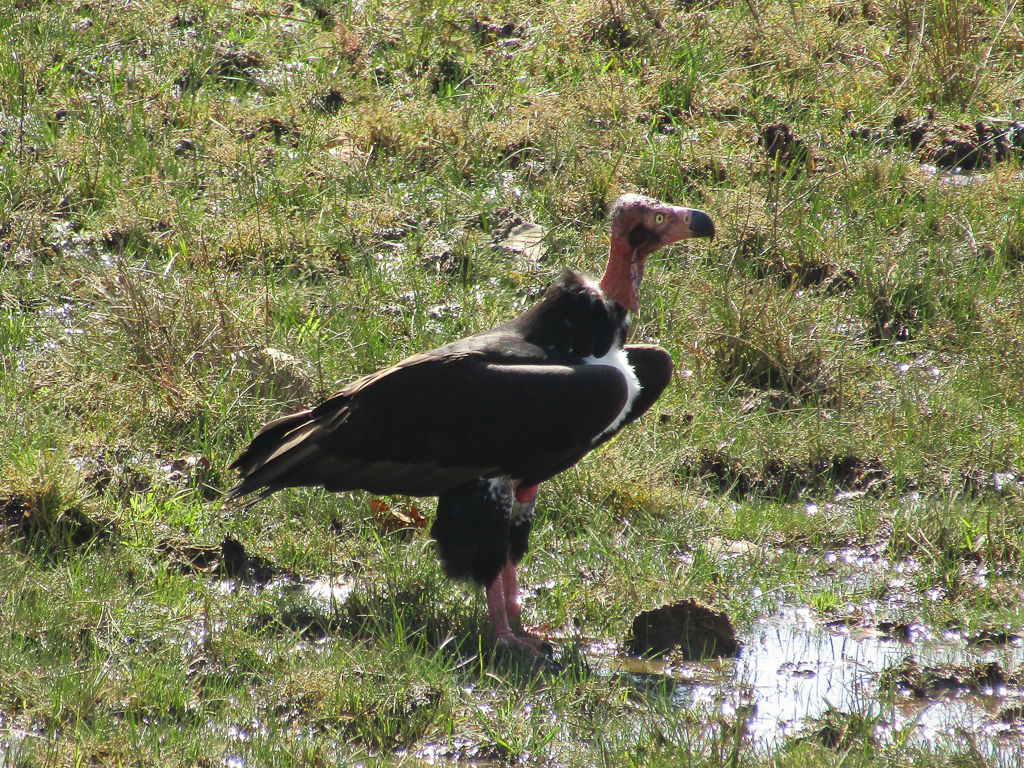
227;194;715;655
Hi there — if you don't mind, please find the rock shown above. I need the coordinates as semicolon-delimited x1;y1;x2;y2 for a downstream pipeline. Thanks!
628;599;740;659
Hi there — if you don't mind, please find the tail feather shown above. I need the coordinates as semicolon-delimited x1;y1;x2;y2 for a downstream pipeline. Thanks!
226;407;495;502
226;410;320;500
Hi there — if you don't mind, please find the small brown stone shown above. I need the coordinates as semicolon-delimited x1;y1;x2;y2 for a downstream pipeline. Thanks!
629;599;740;659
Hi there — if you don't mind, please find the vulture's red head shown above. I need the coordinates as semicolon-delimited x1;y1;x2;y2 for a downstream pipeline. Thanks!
599;194;715;312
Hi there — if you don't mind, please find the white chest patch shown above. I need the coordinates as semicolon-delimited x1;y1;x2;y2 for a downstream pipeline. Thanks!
584;347;640;438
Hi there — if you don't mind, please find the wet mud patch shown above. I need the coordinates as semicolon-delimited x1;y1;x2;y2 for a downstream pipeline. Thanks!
629;600;740;659
880;656;1021;700
415;738;517;766
851;111;1024;171
157;535;286;583
70;447;215;501
248;583;480;662
1;490;114;552
590;606;1024;750
157;533;475;657
676;452;892;502
968;630;1023;648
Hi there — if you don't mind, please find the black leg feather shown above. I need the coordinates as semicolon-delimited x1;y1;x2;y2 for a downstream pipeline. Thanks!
431;478;512;586
508;499;535;565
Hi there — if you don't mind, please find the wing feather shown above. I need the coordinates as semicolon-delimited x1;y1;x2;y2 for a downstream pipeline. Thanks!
228;345;629;499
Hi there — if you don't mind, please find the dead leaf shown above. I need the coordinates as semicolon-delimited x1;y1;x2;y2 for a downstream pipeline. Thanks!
495;222;547;262
370;497;427;534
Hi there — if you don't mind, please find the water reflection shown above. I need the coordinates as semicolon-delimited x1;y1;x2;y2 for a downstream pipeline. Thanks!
592;607;1024;750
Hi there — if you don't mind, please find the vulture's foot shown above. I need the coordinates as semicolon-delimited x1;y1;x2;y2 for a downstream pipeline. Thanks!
494;626;555;659
487;559;555;660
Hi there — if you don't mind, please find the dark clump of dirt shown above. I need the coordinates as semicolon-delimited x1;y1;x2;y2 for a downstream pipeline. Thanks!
308;88;347;114
157;536;221;572
752;254;859;294
804;706;879;751
469;18;524;45
251;605;341;641
967;629;1022;648
882;660;1018;699
876;621;921;641
426;57;469;94
629;599;740;659
158;535;284;584
498;137;544;170
852;110;1024;171
866;293;920;342
1;491;113;552
174;138;196;156
588;17;638;50
813;722;853;750
798;708;880;753
170;11;202;30
760;122;813;170
861;275;945;345
999;706;1024;723
829;455;891;492
242;116;300;145
100;219;172;256
677;452;891;502
208;41;264;86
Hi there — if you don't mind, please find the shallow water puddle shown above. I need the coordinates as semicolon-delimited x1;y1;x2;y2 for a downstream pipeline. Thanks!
737;610;1021;745
590;606;1024;750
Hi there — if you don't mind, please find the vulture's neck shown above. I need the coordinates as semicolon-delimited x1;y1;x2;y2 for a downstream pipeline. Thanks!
598;235;641;313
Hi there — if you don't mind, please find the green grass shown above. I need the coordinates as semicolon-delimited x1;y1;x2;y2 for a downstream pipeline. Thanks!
3;0;1024;765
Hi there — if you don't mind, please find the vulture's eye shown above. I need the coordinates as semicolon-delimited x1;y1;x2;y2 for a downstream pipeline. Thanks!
655;213;665;224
